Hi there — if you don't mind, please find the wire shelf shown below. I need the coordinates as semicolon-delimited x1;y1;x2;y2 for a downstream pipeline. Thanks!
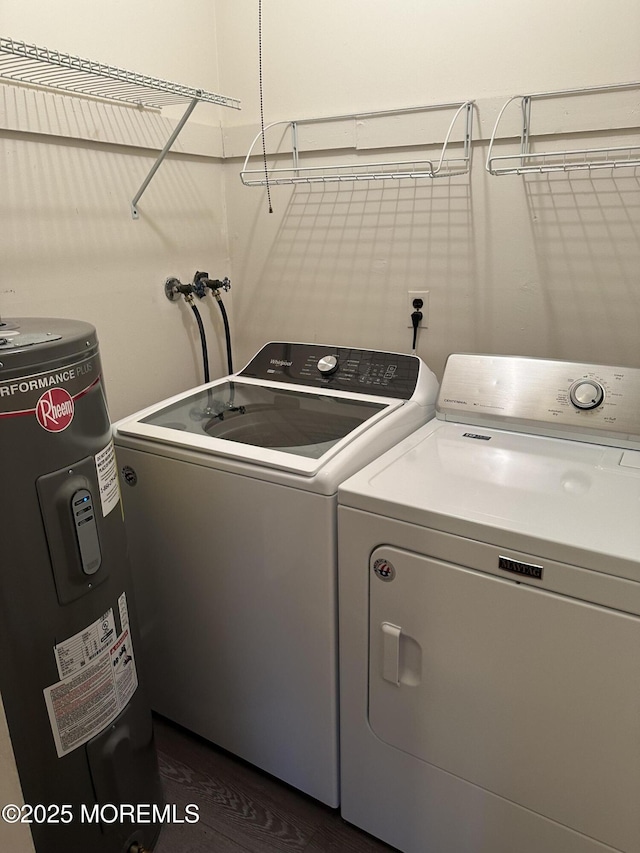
486;83;640;176
0;37;240;110
488;145;640;175
240;101;474;186
242;156;473;186
0;36;241;218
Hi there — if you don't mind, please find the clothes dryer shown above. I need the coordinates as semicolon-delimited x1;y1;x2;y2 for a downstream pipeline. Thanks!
338;353;640;853
113;341;438;807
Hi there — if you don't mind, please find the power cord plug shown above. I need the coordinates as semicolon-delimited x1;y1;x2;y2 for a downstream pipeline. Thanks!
411;298;424;353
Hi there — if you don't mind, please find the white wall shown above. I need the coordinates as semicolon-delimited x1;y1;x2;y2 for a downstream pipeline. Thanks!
217;0;640;378
1;0;234;420
2;0;639;418
217;0;640;121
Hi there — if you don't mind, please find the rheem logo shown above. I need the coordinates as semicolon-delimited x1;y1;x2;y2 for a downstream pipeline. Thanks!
36;387;75;432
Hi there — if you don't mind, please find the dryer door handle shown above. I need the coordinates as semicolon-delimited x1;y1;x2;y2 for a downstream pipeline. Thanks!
381;622;402;685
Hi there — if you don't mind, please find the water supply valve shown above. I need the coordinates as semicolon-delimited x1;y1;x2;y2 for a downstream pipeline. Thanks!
164;277;193;302
191;275;208;300
194;271;231;295
165;273;231;302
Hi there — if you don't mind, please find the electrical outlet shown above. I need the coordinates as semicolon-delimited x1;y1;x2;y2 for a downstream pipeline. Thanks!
407;291;429;328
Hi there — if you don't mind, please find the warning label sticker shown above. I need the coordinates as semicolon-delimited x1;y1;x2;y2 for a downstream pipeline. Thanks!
54;610;116;680
44;598;138;758
95;440;121;517
118;591;130;632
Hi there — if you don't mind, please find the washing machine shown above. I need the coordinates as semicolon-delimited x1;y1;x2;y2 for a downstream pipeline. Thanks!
338;353;640;853
112;341;438;807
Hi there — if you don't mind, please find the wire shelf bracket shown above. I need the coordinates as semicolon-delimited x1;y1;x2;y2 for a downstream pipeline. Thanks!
486;82;640;176
0;37;241;217
240;101;474;187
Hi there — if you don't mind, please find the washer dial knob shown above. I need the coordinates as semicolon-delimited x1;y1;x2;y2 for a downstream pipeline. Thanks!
569;379;605;410
317;354;339;375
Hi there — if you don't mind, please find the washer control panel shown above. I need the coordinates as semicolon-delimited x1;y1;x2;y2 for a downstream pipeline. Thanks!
438;354;640;446
240;342;421;400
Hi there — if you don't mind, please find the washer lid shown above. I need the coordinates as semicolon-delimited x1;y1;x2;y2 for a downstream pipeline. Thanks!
115;376;403;475
339;419;640;577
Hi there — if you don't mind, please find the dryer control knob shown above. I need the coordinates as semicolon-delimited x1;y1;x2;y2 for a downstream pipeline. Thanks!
569;379;604;410
317;355;339;375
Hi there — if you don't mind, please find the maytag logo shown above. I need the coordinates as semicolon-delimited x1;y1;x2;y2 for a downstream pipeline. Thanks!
499;556;543;580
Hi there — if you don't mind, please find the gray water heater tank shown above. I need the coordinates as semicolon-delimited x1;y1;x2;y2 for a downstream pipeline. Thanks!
0;317;163;853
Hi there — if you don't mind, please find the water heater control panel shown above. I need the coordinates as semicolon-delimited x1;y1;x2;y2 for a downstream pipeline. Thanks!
72;489;102;575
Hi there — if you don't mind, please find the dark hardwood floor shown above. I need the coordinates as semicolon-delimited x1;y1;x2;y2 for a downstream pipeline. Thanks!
152;715;396;853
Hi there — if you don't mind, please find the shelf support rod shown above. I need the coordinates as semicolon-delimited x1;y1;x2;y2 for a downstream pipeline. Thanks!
131;95;200;219
291;121;299;177
520;96;532;157
464;102;473;158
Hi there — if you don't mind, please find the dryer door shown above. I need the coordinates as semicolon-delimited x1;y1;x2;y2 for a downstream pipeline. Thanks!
368;546;640;853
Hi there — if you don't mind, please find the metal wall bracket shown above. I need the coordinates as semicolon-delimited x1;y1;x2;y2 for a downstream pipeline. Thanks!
131;97;200;219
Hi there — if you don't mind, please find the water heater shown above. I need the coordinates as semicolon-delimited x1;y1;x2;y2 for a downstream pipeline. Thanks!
0;317;163;853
